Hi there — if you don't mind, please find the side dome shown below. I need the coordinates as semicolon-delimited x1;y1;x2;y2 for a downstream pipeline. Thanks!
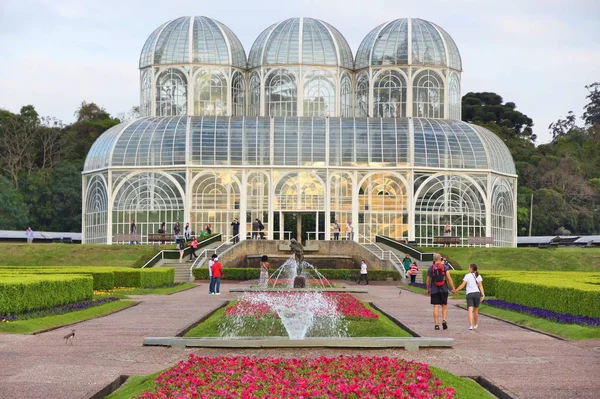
139;16;247;69
355;18;461;71
248;17;353;69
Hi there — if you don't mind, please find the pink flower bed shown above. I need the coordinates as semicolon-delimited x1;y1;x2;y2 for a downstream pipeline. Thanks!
225;292;378;320
138;355;455;398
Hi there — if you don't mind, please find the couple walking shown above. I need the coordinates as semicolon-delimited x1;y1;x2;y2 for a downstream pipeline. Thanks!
426;253;485;331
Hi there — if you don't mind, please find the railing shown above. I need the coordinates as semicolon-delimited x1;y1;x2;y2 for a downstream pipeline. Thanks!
358;234;406;278
140;233;222;268
306;231;325;241
375;235;455;270
273;231;292;240
189;234;240;274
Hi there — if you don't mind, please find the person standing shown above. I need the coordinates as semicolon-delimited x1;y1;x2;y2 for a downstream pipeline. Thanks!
231;218;240;243
207;254;217;294
25;227;34;244
189;236;198;261
158;222;166;244
173;222;181;242
259;255;270;288
129;220;139;245
402;254;412;277
346;220;354;241
252;219;260;239
205;224;212;235
177;236;185;263
211;257;223;295
443;223;452;237
357;260;368;285
332;220;340;240
184;223;191;241
258;219;265;239
426;253;456;331
409;262;419;284
453;264;485;330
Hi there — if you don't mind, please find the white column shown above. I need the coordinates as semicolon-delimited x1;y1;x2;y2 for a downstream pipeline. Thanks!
408;170;415;241
352;170;359;242
107;170;113;245
512;177;518;247
239;170;247;241
81;175;86;243
486;173;493;240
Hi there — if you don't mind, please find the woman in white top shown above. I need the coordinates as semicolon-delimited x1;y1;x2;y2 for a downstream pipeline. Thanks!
357;260;368;285
453;264;485;330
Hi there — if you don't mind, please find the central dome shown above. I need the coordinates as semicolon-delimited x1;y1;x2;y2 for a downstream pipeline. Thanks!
355;18;461;70
248;17;353;69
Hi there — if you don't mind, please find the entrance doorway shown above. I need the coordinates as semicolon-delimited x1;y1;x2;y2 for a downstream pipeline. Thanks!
273;211;325;243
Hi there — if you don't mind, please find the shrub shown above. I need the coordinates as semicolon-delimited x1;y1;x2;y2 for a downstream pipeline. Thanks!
191;268;400;281
0;267;115;290
113;269;141;287
140;268;175;287
0;275;93;314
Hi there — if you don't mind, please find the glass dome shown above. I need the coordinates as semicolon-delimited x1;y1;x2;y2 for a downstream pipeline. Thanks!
84;116;514;175
355;18;462;70
139;16;247;69
248;17;353;69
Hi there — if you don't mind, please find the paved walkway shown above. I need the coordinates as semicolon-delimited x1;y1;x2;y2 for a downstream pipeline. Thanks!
0;282;598;398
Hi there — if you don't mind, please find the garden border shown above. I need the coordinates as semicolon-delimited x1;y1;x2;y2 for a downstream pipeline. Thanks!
89;374;129;399
456;304;566;341
369;302;421;338
175;301;229;337
468;375;516;399
31;301;140;335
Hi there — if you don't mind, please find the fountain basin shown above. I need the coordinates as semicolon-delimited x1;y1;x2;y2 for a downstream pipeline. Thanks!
143;336;453;351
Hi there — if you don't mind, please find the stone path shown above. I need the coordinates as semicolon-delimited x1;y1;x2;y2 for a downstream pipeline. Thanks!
0;282;599;398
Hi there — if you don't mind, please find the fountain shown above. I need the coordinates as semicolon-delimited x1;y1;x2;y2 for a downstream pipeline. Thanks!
268;239;333;289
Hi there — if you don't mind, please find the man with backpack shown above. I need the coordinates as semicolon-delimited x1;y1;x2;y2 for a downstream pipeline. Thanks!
426;253;456;331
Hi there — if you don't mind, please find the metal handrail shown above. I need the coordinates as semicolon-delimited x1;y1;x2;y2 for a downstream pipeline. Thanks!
189;234;239;273
141;233;222;269
357;234;406;278
358;234;385;258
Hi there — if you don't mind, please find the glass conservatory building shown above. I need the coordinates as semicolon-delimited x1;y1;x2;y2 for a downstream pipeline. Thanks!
82;16;517;246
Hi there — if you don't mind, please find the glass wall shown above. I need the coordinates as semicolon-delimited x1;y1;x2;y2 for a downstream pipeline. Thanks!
155;68;187;116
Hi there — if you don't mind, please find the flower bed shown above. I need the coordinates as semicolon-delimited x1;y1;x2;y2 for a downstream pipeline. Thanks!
486;299;600;327
138;355;455;399
0;297;120;322
225;292;378;320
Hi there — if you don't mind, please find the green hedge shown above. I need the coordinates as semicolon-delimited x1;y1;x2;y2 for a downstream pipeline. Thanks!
192;268;400;281
0;267;174;290
0;275;93;314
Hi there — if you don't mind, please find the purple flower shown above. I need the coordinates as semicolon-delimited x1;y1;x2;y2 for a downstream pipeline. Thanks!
486;299;600;327
409;282;427;289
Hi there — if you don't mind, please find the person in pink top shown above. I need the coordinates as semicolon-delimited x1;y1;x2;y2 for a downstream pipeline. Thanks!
189;236;198;261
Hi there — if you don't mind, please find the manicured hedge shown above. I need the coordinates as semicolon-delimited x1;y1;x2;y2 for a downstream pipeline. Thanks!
0;267;174;290
0;275;93;314
192;268;400;281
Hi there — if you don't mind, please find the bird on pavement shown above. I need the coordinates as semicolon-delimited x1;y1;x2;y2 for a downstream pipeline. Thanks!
63;330;75;344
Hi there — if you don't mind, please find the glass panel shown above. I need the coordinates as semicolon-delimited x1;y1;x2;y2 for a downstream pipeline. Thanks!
266;69;297;117
194;68;228;116
303;70;335;117
155;68;187;116
231;71;246;116
355;73;369;117
412;69;444;118
374;70;407;117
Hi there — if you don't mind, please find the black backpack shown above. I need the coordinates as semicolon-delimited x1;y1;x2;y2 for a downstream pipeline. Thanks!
432;263;446;287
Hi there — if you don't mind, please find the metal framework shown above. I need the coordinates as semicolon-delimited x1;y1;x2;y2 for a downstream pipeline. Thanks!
82;16;517;247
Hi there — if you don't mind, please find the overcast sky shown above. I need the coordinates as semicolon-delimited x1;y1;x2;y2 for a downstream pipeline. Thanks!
1;0;598;143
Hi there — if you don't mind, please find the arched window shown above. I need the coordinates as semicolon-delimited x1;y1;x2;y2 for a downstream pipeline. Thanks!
232;71;245;116
84;175;108;244
155;68;187;116
413;70;444;118
248;72;261;117
266;69;297;117
194;68;227;116
491;178;515;247
374;70;407;117
303;70;335;117
340;73;352;117
140;69;152;117
355;72;369;117
448;73;461;121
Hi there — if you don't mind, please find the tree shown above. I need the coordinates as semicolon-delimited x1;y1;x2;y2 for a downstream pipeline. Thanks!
549;111;578;142
63;102;120;160
531;188;568;235
74;101;111;122
583;82;600;127
462;92;535;142
0;175;29;229
0;106;40;188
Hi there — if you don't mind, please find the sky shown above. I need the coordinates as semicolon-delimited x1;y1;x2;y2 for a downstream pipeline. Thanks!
0;0;598;143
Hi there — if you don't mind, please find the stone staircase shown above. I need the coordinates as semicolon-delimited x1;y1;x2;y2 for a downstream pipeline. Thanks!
360;242;426;282
158;241;234;282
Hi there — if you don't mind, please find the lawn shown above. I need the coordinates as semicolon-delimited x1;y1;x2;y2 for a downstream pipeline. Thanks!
94;282;196;297
107;360;493;399
184;300;412;338
478;304;600;340
0;300;135;334
0;243;165;267
419;247;600;271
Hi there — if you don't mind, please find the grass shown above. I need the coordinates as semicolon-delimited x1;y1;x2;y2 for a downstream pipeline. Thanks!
430;366;494;398
106;371;163;399
418;247;600;272
0;243;166;267
94;282;196;297
478;304;600;340
184;301;411;338
0;300;135;334
106;365;493;399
